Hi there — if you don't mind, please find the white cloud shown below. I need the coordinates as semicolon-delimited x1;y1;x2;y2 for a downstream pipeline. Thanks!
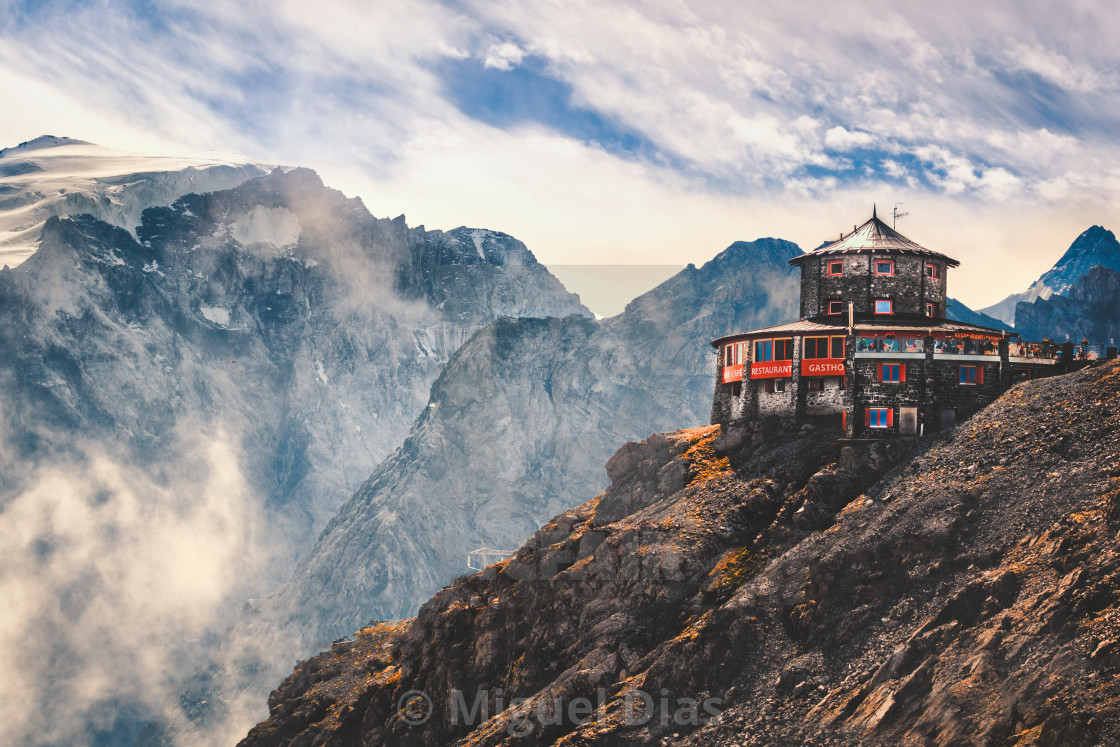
483;40;526;70
1;3;1119;311
824;125;874;151
1003;39;1118;93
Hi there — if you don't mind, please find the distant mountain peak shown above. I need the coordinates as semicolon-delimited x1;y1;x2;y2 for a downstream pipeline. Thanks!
979;224;1120;326
0;135;92;157
1052;225;1118;270
0;138;266;268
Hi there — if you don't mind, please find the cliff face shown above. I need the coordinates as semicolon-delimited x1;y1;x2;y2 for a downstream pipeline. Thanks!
980;225;1120;327
190;239;800;741
1014;265;1120;345
220;240;797;634
244;360;1120;746
0;165;587;746
0;166;587;556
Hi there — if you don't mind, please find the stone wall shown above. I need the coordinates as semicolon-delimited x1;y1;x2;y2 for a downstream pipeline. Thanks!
921;260;947;317
802;253;950;320
927;358;1003;425
803;376;847;414
852;359;925;436
710;361;732;424
799;260;820;319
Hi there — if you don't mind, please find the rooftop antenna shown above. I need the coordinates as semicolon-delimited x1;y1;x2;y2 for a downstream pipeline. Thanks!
892;203;908;229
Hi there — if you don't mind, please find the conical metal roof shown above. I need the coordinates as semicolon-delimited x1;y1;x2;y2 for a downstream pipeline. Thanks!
790;208;959;267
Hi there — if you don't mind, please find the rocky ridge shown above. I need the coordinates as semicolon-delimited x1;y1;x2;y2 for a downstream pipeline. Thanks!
187;237;801;742
230;236;801;651
0;165;587;553
0;162;587;746
244;360;1120;746
0;135;268;267
1014;265;1120;346
981;225;1120;327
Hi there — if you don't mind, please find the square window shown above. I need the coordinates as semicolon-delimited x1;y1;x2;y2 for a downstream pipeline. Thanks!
764;379;786;394
830;336;845;358
868;408;891;427
926;302;936;317
959;366;977;384
807;378;824;391
926;263;939;278
827;260;844;276
827;300;843;315
874;299;893;314
880;364;903;382
875;260;894;275
774;338;794;361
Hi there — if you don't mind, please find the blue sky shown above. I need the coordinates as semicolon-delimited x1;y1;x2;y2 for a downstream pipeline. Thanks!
1;0;1119;306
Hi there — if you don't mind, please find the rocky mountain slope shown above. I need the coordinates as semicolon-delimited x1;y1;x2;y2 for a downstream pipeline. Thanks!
1014;265;1120;346
192;238;801;743
243;360;1120;746
945;297;1011;331
0;158;587;746
255;237;799;631
0;164;587;552
980;225;1120;327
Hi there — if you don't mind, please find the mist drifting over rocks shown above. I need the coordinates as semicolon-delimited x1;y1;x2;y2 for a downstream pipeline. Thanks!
195;237;802;741
0;152;587;745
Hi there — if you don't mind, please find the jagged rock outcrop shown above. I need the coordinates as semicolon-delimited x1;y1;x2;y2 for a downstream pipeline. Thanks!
980;225;1120;327
244;360;1120;746
1014;265;1120;345
0;165;587;554
187;238;800;742
0;163;587;746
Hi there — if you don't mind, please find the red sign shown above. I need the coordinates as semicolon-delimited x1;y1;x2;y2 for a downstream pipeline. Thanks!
801;359;845;376
750;360;792;379
933;332;1000;341
722;364;744;383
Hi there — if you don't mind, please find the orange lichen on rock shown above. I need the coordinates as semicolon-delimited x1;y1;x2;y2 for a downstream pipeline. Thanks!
679;428;733;485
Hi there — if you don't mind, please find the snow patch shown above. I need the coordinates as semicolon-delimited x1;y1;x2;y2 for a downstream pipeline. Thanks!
314;360;329;384
0;139;266;268
200;306;231;325
470;229;488;261
231;206;301;250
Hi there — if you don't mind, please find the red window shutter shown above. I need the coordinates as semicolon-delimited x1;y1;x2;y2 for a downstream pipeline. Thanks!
864;408;871;426
842;410;847;430
977;366;985;384
900;364;907;382
877;363;884;381
887;408;894;427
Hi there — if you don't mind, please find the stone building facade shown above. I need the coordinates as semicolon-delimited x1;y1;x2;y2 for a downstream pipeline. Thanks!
711;210;1060;438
